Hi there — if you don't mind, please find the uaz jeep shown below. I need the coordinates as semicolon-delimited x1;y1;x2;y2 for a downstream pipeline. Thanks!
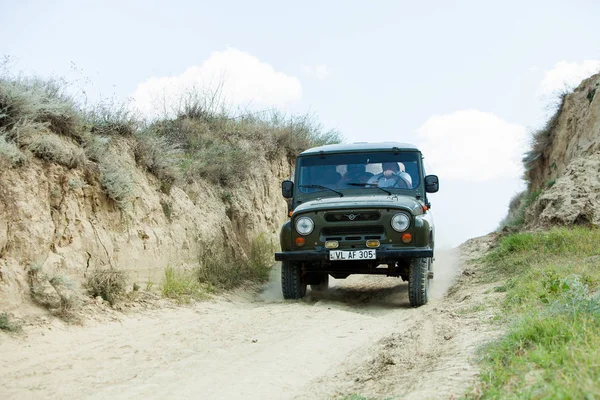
275;142;439;307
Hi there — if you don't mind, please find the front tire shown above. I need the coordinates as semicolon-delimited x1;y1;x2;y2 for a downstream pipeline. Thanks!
408;257;431;307
281;261;307;299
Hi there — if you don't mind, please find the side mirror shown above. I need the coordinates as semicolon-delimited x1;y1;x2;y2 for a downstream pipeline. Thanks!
424;175;439;193
281;180;294;199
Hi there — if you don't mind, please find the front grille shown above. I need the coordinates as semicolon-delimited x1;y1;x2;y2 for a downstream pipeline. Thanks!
321;226;385;237
325;212;380;222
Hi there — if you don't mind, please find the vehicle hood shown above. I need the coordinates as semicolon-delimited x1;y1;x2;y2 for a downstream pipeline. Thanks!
292;194;424;216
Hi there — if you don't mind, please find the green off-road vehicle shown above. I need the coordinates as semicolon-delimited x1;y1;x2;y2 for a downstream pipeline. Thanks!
275;142;439;307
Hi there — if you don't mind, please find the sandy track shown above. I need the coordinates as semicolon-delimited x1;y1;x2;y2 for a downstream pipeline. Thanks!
0;244;499;400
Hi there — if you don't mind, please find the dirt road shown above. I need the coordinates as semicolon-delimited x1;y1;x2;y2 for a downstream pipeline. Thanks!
0;243;500;400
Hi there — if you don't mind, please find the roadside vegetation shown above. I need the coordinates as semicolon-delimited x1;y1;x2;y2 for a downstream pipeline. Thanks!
521;90;569;183
0;69;341;199
500;90;569;229
162;234;277;302
469;226;600;398
0;65;341;308
0;312;21;333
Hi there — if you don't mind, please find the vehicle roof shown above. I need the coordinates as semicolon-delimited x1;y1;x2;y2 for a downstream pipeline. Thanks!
300;142;420;156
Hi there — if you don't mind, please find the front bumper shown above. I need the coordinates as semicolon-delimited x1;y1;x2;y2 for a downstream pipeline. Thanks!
274;248;433;262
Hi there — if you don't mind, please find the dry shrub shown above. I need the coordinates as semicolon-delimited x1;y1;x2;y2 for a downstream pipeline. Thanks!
522;90;570;182
82;133;110;162
0;133;26;167
26;132;86;168
84;101;140;136
269;113;342;159
99;157;136;210
0;312;21;332
28;262;81;320
133;130;182;193
0;76;83;141
183;141;255;186
85;268;128;305
151;98;342;187
2;118;86;168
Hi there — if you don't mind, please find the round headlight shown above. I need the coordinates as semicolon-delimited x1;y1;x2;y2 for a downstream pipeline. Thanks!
295;216;314;235
391;213;410;232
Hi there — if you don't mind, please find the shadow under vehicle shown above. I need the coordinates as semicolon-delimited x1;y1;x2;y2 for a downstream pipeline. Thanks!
275;142;439;307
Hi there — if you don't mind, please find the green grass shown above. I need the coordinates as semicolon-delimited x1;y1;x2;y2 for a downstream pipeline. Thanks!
469;226;600;399
161;266;210;303
197;234;276;289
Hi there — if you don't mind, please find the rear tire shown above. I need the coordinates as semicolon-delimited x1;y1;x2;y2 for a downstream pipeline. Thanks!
310;274;329;292
281;261;307;299
408;257;431;307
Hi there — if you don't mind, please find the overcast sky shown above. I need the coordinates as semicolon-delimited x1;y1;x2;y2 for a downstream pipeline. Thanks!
2;0;600;248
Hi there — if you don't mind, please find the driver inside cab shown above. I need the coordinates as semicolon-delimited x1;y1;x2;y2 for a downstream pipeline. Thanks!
367;162;412;188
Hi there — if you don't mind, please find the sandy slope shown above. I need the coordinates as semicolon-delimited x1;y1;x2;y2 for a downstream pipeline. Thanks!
0;241;501;400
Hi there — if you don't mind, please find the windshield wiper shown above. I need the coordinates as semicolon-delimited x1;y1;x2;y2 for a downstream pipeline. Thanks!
299;185;344;197
346;183;392;195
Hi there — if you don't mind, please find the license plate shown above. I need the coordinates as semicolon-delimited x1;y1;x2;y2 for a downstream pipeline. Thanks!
329;249;376;261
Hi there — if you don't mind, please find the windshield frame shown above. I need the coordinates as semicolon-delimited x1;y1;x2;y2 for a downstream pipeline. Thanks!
293;150;424;203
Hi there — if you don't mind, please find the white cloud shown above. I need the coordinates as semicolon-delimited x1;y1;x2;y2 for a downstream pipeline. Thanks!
303;64;331;80
417;110;527;182
540;60;600;95
132;48;302;118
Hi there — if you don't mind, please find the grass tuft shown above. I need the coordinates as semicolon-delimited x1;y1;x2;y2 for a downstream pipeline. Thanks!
84;101;140;136
161;266;209;302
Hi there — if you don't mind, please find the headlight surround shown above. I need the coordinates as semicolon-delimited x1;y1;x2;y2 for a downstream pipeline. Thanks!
295;216;314;235
391;213;411;232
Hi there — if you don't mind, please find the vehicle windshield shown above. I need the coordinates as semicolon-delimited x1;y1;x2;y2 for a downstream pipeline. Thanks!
297;152;421;194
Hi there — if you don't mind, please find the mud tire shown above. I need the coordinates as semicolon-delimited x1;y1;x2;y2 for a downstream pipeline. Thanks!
282;261;307;299
310;274;329;292
408;257;430;307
